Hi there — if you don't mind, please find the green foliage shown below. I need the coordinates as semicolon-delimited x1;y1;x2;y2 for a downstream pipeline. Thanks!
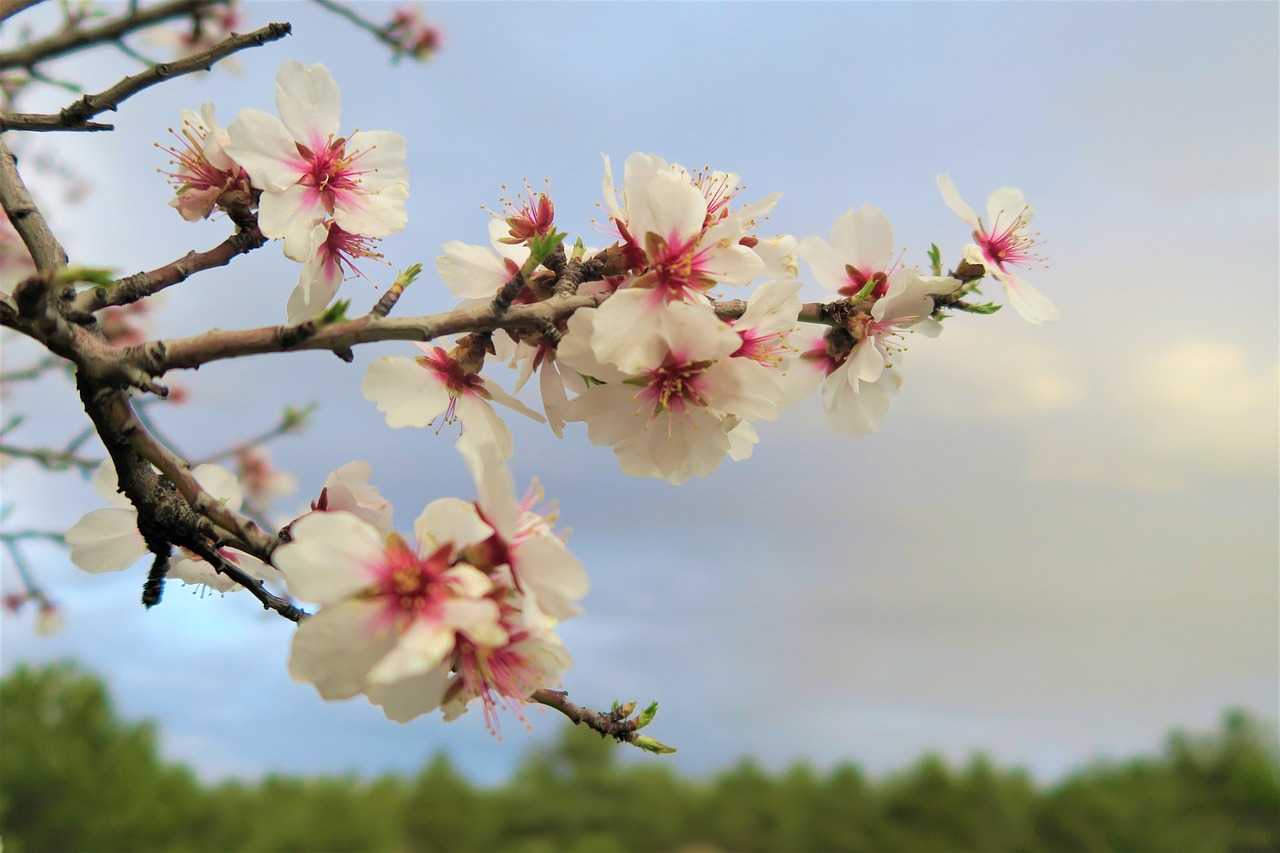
2;663;1277;852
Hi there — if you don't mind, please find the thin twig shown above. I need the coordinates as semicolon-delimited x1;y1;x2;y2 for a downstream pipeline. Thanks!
1;22;292;132
189;541;306;622
531;689;640;742
76;219;266;313
192;404;315;465
0;354;62;382
0;135;68;272
0;443;98;471
309;0;402;54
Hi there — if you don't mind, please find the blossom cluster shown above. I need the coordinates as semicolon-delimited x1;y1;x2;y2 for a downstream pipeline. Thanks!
161;61;409;323
365;150;1053;481
275;439;584;727
74;59;1057;732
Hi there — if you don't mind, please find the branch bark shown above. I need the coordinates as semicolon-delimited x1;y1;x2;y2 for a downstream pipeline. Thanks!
0;22;292;132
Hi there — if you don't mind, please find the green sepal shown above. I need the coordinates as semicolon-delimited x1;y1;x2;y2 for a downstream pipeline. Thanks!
956;301;1002;315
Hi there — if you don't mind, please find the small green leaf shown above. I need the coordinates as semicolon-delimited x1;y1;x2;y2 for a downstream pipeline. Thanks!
631;735;677;755
527;229;567;268
395;263;423;289
927;243;943;277
56;266;116;287
958;301;1002;315
318;299;352;324
636;701;659;730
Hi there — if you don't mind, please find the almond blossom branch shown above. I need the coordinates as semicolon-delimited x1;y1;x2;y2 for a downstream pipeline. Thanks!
532;689;641;740
137;291;608;375
0;0;218;70
0;22;292;132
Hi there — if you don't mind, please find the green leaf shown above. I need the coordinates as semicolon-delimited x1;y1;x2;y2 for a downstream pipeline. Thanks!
958;301;1002;315
927;243;943;277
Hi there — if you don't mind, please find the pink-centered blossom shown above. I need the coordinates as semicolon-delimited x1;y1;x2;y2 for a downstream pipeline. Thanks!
275;510;503;715
362;342;544;460
288;219;385;323
786;327;903;437
798;204;897;298
559;300;782;483
159;103;249;222
226;61;409;261
937;174;1058;324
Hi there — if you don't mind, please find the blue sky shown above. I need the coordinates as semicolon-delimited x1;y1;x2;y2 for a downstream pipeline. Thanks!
2;1;1277;785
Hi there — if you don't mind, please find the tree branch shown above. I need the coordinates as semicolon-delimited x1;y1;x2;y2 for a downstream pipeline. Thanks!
76;219;266;313
0;0;218;70
137;292;609;375
0;22;293;132
0;135;67;272
1;1;48;26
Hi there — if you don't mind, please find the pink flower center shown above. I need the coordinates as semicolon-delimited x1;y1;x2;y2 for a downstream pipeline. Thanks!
367;539;454;628
637;355;713;418
414;347;487;423
455;629;541;735
158;120;241;194
734;327;788;366
841;266;888;299
295;137;372;215
320;223;384;281
976;209;1043;274
643;231;716;300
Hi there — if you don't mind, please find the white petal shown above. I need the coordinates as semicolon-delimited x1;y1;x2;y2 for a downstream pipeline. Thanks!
288;600;390;700
90;457;134;509
192;464;243;512
936;173;980;229
274;60;341;149
414;497;493;553
362;356;451;429
65;508;147;573
1003;275;1060;325
224;109;304;192
436;241;508;299
273;511;385;604
367;620;455;684
365;664;449;722
829;204;893;275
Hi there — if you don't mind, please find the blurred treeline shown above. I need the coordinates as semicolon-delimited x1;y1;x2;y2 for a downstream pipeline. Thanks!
1;663;1278;852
